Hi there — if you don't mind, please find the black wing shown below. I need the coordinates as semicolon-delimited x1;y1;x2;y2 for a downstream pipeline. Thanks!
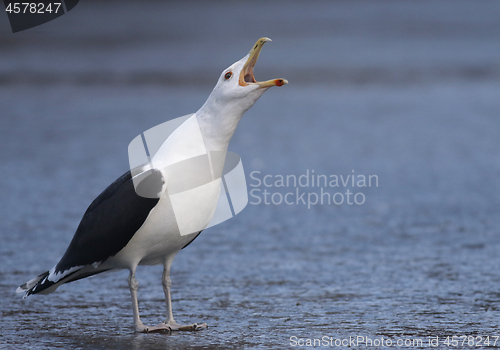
54;170;161;274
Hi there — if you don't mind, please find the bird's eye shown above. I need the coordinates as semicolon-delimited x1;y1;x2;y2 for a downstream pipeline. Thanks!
224;72;232;80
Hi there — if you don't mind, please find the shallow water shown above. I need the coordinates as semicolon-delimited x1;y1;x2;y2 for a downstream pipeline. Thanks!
1;1;500;349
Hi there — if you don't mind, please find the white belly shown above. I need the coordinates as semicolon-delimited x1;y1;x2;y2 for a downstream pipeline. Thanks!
109;179;221;269
110;113;224;269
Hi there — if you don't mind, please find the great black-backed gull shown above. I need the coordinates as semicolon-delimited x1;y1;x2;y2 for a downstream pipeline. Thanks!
17;37;287;332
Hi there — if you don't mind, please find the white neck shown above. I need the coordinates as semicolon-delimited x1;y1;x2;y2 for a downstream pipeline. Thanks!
195;85;268;152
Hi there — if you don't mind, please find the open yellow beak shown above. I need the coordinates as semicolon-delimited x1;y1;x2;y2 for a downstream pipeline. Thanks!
239;37;288;88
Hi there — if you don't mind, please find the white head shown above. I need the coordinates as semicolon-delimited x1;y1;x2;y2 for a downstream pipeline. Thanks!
197;38;288;148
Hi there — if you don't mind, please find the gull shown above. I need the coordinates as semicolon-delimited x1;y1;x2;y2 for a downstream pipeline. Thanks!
17;37;287;332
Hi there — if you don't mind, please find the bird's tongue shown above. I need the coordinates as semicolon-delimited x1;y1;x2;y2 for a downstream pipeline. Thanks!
243;66;256;84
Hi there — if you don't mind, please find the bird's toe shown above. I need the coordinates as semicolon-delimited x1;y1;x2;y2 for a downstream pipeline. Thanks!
194;323;208;330
167;322;208;331
135;323;172;333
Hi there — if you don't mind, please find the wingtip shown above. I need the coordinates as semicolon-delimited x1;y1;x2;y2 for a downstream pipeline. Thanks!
16;286;29;298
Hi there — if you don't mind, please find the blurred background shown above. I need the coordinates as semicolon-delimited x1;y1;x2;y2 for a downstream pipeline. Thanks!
1;1;500;349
